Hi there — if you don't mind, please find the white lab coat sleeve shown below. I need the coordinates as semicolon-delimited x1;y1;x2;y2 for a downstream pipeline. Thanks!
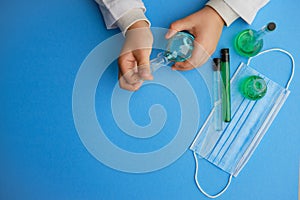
206;0;270;26
94;0;150;33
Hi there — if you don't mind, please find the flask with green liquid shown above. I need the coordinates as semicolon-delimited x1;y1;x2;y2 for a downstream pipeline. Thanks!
240;76;267;100
234;22;276;57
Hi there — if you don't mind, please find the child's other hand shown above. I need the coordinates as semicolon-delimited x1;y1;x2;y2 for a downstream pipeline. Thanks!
165;6;224;71
118;21;153;91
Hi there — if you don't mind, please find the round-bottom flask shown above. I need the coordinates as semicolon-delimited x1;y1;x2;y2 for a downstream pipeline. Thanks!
240;76;267;100
234;29;263;57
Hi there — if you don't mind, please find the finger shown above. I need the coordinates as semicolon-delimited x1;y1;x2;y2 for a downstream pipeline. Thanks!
119;79;143;91
118;54;141;84
133;49;153;80
190;39;212;66
119;72;143;91
122;68;142;84
165;29;178;39
171;63;195;71
165;19;191;39
173;39;210;70
138;64;153;80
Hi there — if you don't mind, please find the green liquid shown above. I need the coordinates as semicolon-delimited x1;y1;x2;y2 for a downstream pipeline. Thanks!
240;76;267;100
221;61;231;122
234;29;263;57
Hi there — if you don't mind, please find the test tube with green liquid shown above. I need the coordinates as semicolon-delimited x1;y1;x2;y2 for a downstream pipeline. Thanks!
234;22;276;57
221;48;231;122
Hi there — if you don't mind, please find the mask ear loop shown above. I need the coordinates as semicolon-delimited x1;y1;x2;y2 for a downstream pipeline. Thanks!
246;48;295;89
193;152;233;199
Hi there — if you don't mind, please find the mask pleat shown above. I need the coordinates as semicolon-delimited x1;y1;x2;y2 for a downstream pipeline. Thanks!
213;100;256;165
218;79;283;175
191;63;290;177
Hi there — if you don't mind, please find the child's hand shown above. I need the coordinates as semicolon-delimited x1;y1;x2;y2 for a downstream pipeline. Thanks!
118;21;153;91
165;6;224;70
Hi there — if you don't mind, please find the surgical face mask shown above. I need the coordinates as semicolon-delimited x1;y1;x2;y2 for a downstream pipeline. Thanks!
190;48;295;198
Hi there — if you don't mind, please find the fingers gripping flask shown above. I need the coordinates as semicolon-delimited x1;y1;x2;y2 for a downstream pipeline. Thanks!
149;32;194;72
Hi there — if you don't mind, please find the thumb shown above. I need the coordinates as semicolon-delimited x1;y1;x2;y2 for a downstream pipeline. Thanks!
165;19;190;39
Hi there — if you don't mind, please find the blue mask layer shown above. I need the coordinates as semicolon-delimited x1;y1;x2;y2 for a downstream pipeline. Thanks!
191;63;290;176
190;48;295;198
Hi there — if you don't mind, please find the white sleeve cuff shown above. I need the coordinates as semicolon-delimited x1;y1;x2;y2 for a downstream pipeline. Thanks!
223;0;269;24
117;8;151;35
206;0;239;26
96;0;148;30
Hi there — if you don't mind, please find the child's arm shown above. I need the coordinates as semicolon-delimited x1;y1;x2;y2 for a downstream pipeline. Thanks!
210;0;270;25
165;0;270;70
165;6;225;70
118;21;153;91
94;0;153;90
94;0;150;33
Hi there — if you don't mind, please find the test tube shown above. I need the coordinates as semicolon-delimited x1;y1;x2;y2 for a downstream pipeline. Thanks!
221;48;231;122
213;58;223;131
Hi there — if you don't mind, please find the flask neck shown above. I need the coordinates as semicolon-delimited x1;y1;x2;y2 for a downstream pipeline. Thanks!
254;25;274;41
149;52;169;72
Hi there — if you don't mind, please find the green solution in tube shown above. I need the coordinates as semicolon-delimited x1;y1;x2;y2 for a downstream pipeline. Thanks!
240;76;267;100
234;22;276;57
221;48;231;122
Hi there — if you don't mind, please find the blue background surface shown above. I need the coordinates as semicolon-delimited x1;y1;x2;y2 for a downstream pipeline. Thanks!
1;0;299;199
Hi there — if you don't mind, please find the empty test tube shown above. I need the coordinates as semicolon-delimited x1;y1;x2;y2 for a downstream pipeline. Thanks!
213;58;223;131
